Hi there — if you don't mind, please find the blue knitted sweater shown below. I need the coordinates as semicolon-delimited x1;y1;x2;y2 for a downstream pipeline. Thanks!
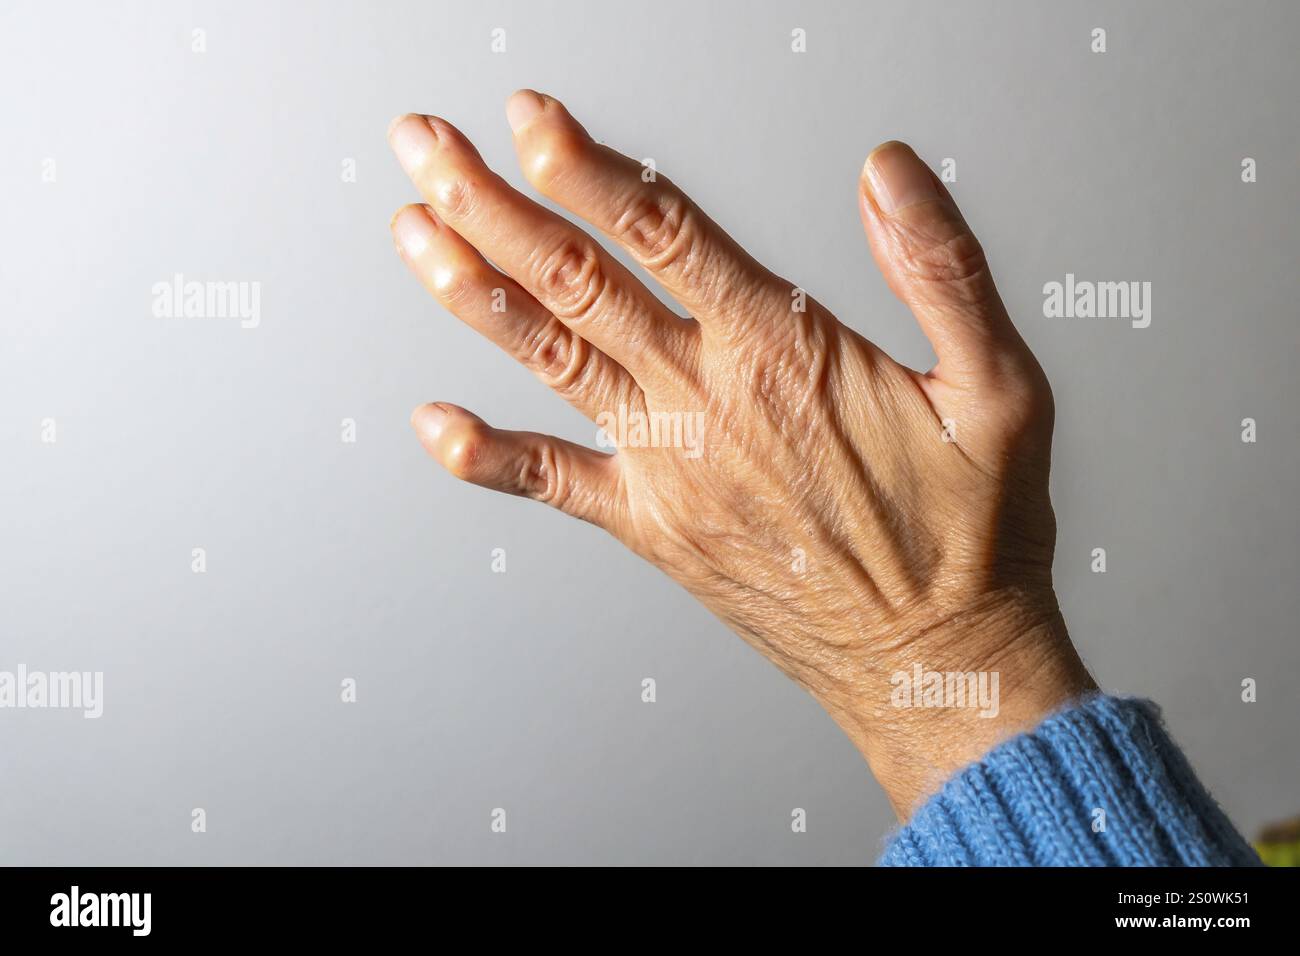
879;695;1261;866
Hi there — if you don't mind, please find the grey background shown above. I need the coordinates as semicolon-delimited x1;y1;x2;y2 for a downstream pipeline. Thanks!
1;0;1297;865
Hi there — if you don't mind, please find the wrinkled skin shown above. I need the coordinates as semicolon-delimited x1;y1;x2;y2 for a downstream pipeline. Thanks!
388;91;1094;815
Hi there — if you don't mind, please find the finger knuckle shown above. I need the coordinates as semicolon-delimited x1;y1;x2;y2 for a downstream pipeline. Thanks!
903;228;989;288
522;321;597;395
523;127;588;193
443;425;492;482
614;191;695;269
518;442;566;507
433;174;479;221
533;237;606;320
432;264;482;308
999;359;1055;427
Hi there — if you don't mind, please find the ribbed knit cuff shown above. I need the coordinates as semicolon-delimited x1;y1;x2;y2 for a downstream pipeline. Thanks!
878;694;1262;866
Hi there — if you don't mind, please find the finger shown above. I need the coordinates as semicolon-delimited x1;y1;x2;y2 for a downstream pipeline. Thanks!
388;113;693;392
410;402;625;531
391;203;639;422
858;141;1036;386
504;89;787;338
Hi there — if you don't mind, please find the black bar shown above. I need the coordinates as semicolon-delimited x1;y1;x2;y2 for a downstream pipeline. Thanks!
0;865;1288;941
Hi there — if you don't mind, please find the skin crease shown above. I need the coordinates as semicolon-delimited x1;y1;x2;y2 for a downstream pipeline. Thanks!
387;90;1096;818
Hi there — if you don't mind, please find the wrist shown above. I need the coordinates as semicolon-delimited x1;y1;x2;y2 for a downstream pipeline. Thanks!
818;591;1095;818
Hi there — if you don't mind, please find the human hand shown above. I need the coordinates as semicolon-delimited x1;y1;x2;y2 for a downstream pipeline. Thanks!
388;91;1094;814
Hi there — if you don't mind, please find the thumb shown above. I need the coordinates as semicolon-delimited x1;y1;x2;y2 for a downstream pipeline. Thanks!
859;141;1031;387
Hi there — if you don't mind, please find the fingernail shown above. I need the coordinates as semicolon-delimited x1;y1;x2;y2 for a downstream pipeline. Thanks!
391;205;436;258
864;142;939;216
505;90;545;133
410;403;449;443
388;114;439;176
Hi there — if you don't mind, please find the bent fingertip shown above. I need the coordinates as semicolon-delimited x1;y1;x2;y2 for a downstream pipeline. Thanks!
387;112;418;139
506;89;546;133
410;402;451;444
865;139;912;164
391;204;437;257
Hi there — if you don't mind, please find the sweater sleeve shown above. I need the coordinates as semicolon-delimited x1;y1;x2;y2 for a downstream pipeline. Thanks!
878;694;1262;866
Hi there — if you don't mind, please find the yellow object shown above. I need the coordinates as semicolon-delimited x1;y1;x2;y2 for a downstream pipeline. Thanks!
1256;816;1300;867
